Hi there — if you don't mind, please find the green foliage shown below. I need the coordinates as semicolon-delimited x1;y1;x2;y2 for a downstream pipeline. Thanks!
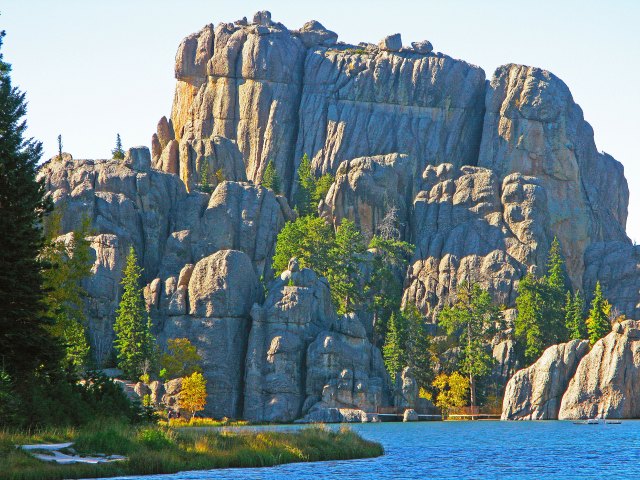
199;161;214;193
382;304;433;389
272;215;335;276
326;219;368;313
0;30;63;386
438;282;501;408
565;290;587;340
113;247;157;379
214;168;225;184
587;281;610;345
261;160;282;194
433;372;469;418
57;133;63;160
160;338;203;379
368;234;413;340
179;371;207;420
382;312;404;382
293;154;334;216
112;133;124;160
41;213;93;372
515;238;570;364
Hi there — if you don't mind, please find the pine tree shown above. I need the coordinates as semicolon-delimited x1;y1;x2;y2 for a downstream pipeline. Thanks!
261;160;281;194
587;282;610;346
113;247;156;378
403;303;433;390
514;273;545;364
199;161;213;193
0;30;63;382
327;219;367;313
42;213;93;371
57;134;63;160
112;133;124;160
294;154;315;216
438;282;501;410
383;312;405;382
272;215;334;275
565;290;586;340
544;237;568;343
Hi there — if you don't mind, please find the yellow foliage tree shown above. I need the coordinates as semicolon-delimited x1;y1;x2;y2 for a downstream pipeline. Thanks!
433;372;469;419
179;372;207;420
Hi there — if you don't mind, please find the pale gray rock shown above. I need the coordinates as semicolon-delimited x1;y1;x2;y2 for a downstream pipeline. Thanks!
188;250;259;318
123;146;151;172
411;40;433;54
294;20;338;48
378;34;402;52
394;367;418;409
501;339;589;420
297;407;369;423
559;320;640;419
403;408;419;422
252;10;273;26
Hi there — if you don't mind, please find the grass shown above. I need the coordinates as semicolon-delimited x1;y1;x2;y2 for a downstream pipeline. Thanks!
158;416;250;428
0;421;383;480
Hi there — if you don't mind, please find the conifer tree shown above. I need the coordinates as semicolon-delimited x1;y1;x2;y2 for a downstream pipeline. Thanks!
57;134;63;160
272;215;334;275
261;160;281;194
403;303;433;389
0;30;62;382
199;161;213;193
587;282;610;345
327;219;367;313
294;154;315;216
113;247;156;378
112;133;124;160
439;281;501;410
383;312;405;382
565;290;586;340
42;213;93;371
544;237;568;343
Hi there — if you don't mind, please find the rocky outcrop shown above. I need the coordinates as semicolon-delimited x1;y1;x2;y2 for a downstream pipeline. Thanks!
559;321;640;419
501;340;589;420
39;12;638;422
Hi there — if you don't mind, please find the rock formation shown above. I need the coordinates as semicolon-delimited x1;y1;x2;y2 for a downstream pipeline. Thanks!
501;340;589;420
39;11;639;421
503;321;640;420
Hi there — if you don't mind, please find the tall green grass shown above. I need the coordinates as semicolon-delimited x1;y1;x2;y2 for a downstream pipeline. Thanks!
0;422;383;480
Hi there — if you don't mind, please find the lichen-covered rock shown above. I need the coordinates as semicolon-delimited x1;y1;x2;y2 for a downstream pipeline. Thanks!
559;320;640;419
501;339;589;420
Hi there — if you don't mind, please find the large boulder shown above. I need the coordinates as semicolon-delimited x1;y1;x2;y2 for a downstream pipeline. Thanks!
559;320;640;419
501;339;589;420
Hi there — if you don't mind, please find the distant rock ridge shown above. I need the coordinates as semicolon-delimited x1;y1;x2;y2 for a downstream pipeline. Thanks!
38;11;639;421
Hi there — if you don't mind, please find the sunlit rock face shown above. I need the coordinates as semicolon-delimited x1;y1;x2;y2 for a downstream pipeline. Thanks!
39;11;637;420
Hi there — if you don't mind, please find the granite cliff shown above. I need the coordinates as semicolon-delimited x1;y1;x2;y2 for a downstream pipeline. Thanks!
40;11;638;420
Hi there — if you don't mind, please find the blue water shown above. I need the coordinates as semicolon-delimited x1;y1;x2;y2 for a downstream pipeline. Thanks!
111;421;640;479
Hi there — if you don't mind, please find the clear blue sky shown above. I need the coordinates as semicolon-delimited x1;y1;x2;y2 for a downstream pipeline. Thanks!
3;0;639;241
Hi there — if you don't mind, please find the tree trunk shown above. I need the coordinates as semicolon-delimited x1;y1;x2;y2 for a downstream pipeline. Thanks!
469;374;476;419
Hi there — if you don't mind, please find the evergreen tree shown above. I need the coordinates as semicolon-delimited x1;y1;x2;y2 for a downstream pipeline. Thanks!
514;273;545;364
261;160;281;194
0;30;62;383
42;213;93;371
113;247;156;378
327;219;367;313
587;282;610;345
112;133;124;160
544;237;568;343
57;134;63;160
294;154;316;216
382;312;405;382
565;290;586;340
438;282;501;410
199;161;213;193
368;234;413;341
313;173;334;204
272;215;334;276
403;303;433;390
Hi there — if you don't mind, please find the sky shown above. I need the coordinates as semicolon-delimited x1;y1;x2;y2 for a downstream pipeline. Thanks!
2;0;639;241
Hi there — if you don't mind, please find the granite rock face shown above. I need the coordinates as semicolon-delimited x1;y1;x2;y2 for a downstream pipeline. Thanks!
501;340;589;420
39;12;638;421
559;321;640;419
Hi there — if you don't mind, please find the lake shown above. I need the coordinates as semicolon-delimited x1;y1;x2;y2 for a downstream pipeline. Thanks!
110;421;640;479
